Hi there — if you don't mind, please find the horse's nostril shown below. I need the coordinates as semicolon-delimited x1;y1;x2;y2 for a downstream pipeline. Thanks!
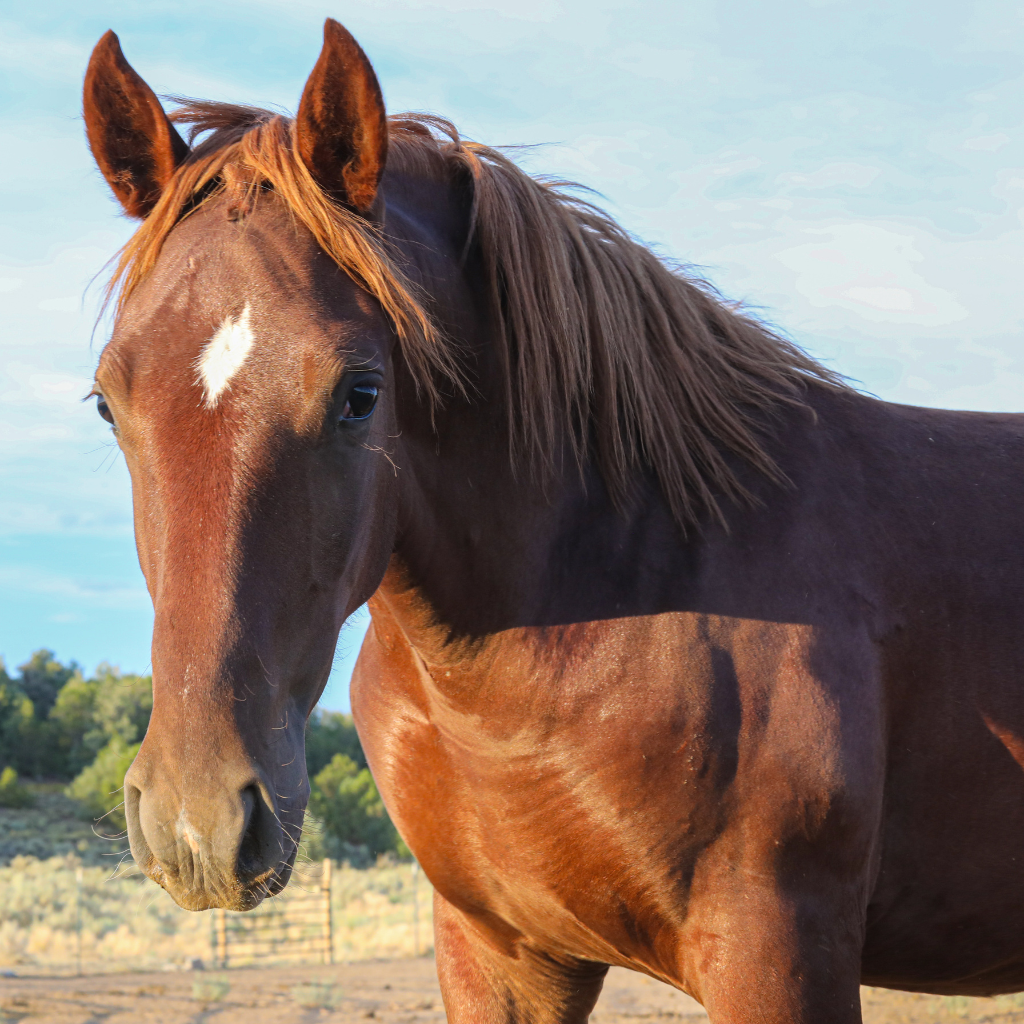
237;784;271;879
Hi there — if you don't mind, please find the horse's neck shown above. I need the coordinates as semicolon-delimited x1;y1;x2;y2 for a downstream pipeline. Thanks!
377;188;694;663
378;411;688;669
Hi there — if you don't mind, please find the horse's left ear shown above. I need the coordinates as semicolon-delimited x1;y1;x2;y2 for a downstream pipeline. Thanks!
295;19;388;215
83;30;189;219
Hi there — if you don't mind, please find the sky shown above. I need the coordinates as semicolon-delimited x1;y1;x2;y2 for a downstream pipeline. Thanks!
1;0;1023;711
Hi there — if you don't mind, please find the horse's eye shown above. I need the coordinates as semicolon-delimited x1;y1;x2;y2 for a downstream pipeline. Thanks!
339;384;379;422
96;394;115;425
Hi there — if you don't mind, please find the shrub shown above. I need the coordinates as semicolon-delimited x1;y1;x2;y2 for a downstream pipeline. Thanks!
0;767;34;809
192;976;230;1002
308;754;403;859
305;710;365;776
292;981;343;1009
66;736;141;833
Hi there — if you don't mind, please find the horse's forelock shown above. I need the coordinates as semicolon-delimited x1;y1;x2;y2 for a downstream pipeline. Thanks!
167;98;278;149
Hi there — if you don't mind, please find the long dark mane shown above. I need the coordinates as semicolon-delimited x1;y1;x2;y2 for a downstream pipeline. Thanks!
108;101;844;526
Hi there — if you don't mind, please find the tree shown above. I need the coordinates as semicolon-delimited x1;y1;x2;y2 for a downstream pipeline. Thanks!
0;650;91;778
305;710;366;777
0;669;39;777
66;735;141;833
308;754;403;858
47;662;153;778
0;766;34;808
62;667;153;828
46;673;100;776
17;649;80;720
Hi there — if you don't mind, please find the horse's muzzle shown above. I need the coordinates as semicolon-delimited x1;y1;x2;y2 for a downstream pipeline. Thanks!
123;768;297;911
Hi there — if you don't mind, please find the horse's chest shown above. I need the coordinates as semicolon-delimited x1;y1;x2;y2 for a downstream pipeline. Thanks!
377;706;684;952
353;640;742;956
352;609;868;964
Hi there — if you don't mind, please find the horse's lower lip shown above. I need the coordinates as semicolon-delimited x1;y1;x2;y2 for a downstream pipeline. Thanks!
158;874;287;912
137;840;299;912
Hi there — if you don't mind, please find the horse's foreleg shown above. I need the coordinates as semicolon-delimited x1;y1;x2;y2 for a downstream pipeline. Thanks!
433;891;608;1024
688;886;865;1024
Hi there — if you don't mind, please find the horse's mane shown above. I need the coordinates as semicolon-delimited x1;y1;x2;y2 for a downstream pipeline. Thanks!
109;101;845;528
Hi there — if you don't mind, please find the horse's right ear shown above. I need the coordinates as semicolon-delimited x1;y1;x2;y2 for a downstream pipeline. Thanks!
83;31;189;219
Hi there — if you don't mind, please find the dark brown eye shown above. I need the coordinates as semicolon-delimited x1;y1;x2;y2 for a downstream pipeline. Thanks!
96;394;115;425
339;384;378;422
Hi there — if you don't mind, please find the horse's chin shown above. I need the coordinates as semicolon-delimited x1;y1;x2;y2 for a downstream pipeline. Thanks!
149;841;299;912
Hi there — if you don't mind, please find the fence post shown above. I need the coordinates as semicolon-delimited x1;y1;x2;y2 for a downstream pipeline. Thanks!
412;861;420;957
214;908;227;968
321;858;333;965
75;864;83;977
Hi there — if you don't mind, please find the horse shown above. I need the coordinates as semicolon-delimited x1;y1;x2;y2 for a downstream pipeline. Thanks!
81;20;1024;1023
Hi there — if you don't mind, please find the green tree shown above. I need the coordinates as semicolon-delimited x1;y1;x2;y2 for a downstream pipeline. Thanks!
0;670;39;777
49;663;153;778
17;649;79;720
46;673;99;776
0;765;34;808
66;735;141;833
91;664;152;746
0;650;89;778
305;710;366;777
308;754;403;858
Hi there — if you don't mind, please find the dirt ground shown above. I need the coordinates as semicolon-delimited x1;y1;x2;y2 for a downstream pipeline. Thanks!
4;958;1024;1023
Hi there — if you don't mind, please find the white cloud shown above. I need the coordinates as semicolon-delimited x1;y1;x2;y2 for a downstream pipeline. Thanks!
964;132;1011;151
0;18;89;83
777;162;881;190
0;565;148;609
843;286;916;312
773;222;969;327
37;295;82;313
1;363;93;405
611;43;697;85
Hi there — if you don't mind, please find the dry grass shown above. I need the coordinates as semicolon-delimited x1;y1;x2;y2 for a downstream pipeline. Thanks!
0;855;431;975
4;792;1024;1019
0;784;122;866
859;988;1024;1023
0;781;431;975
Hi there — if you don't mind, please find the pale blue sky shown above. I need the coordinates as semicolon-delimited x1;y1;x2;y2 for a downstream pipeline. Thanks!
2;1;1023;710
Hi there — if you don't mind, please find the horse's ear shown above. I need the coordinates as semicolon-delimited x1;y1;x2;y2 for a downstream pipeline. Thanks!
295;19;388;215
83;30;189;219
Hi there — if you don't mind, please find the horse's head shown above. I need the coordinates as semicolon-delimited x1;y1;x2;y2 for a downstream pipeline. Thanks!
84;22;422;910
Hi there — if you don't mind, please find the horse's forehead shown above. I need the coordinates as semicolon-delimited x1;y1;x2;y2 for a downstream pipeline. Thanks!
101;203;388;395
148;198;378;323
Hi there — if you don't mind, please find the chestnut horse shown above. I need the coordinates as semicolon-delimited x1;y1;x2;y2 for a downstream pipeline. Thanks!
82;20;1024;1024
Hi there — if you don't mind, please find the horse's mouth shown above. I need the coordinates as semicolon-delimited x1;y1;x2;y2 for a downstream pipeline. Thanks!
145;840;299;912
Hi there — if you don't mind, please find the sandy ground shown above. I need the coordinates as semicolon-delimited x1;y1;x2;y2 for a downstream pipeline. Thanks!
4;958;1024;1023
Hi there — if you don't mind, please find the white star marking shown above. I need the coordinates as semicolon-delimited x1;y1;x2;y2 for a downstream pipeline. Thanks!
196;303;254;408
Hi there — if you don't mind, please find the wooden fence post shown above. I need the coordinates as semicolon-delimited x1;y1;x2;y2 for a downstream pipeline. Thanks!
214;908;227;968
412;861;420;957
321;858;333;964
